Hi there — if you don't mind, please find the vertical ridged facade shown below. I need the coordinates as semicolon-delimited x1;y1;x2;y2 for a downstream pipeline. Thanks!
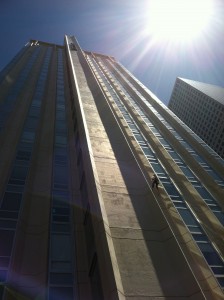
0;36;223;299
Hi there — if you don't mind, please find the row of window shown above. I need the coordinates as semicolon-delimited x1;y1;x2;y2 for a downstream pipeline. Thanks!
0;47;52;291
106;58;224;185
114;60;224;167
0;46;41;132
48;48;74;300
106;58;224;215
88;54;224;289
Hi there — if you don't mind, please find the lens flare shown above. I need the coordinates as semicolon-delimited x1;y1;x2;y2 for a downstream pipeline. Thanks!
145;0;213;43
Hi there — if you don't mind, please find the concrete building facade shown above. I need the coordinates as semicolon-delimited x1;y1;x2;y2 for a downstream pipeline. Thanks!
0;36;224;299
168;77;224;158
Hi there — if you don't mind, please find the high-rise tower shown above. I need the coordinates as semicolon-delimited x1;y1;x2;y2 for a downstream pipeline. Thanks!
168;77;224;158
0;36;224;300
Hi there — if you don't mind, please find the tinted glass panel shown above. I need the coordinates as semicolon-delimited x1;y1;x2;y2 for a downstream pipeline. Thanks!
0;270;7;282
1;192;22;210
0;230;14;256
49;287;73;300
0;211;19;219
51;261;72;272
51;223;70;233
11;165;28;180
0;220;17;229
163;183;179;196
217;277;224;288
53;207;69;216
53;215;69;223
150;163;165;174
211;266;224;275
178;209;198;226
51;235;71;261
198;243;223;265
0;257;10;268
49;273;73;284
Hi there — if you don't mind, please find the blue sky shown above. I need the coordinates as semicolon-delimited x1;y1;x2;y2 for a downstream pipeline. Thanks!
0;0;223;105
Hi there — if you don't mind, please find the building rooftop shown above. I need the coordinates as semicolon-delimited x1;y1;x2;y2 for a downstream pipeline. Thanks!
178;78;224;105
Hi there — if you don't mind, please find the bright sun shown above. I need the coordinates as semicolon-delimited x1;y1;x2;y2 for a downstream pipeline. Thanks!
146;0;213;43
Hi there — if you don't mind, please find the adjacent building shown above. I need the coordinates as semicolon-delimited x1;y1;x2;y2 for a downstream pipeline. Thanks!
0;36;224;300
168;77;224;158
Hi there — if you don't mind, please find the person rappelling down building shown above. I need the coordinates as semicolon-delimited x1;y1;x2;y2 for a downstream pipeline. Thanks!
151;174;159;192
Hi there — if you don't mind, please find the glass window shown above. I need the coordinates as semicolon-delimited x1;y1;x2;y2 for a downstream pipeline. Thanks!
6;184;24;193
187;225;203;234
57;95;65;102
16;150;31;161
51;261;72;272
0;210;18;219
168;151;180;160
192;233;209;242
49;287;73;300
208;204;221;212
198;243;223;265
0;257;10;268
123;115;132;122
56;104;65;111
53;183;68;190
19;142;33;151
142;147;154;156
194;186;212;199
172;201;186;208
51;235;72;261
52;190;70;207
56;111;65;121
150;163;165;175
214;212;224;225
180;167;194;178
0;220;17;229
21;131;35;142
149;127;160;134
134;134;145;143
129;124;138;131
162;182;179;196
8;178;25;186
0;270;7;282
216;277;224;288
11;165;28;181
31;100;41;108
0;230;14;256
158;138;169;147
54;165;68;184
178;209;199;226
51;223;70;233
55;136;67;145
25;117;38;129
54;155;67;165
52;207;69;216
211;266;224;275
49;272;73;284
55;122;67;133
52;214;70;222
1;192;22;210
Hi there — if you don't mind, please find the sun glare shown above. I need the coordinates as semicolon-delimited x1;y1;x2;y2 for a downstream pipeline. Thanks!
146;0;213;43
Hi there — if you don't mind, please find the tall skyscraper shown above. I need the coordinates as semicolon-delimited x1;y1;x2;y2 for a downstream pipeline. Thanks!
0;36;224;300
168;77;224;159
